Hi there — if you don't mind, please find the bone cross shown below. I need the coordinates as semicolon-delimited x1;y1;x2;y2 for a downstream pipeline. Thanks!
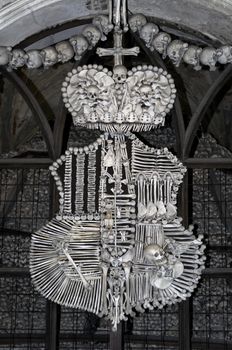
97;32;140;66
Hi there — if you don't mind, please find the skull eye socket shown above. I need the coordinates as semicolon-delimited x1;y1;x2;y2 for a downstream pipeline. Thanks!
154;252;159;257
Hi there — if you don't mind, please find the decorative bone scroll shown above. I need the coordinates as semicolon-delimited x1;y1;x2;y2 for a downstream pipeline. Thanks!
30;0;205;331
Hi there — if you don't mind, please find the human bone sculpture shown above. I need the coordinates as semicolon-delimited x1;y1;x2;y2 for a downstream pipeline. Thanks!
62;64;176;132
30;0;205;331
30;134;205;330
1;12;232;71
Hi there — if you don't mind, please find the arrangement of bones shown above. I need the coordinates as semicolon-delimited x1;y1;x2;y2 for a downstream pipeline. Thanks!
30;0;206;330
1;9;232;71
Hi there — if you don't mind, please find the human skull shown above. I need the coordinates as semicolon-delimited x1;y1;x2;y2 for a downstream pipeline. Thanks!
200;47;223;71
113;65;128;83
9;49;26;69
40;46;58;67
55;41;74;63
25;50;43;69
69;35;89;61
87;85;99;100
183;45;203;71
128;13;147;33
92;15;113;41
217;45;232;64
167;40;188;67
140;84;152;99
151;32;171;58
0;46;12;66
144;244;167;265
139;23;159;47
82;25;101;48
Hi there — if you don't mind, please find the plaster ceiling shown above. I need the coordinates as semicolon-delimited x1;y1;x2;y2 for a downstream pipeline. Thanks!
0;0;231;46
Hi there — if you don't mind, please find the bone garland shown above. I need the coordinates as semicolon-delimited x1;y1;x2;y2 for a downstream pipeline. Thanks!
62;64;176;132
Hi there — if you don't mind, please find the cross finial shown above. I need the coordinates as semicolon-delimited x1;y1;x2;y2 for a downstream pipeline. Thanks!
97;32;140;66
97;1;140;66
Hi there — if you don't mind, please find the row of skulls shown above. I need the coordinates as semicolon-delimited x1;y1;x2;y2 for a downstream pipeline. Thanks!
0;13;232;71
129;13;232;71
0;15;112;69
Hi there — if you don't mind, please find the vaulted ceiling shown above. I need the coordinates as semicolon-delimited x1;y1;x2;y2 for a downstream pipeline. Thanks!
0;0;232;46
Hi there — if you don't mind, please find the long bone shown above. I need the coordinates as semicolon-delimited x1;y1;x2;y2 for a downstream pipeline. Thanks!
62;248;92;289
84;281;95;311
71;281;83;307
103;193;136;199
99;263;109;316
63;279;76;306
172;280;194;292
53;277;69;303
123;262;132;315
61;279;73;306
94;279;102;314
137;173;147;219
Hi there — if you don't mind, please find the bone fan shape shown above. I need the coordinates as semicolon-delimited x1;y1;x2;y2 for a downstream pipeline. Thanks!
30;133;205;330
